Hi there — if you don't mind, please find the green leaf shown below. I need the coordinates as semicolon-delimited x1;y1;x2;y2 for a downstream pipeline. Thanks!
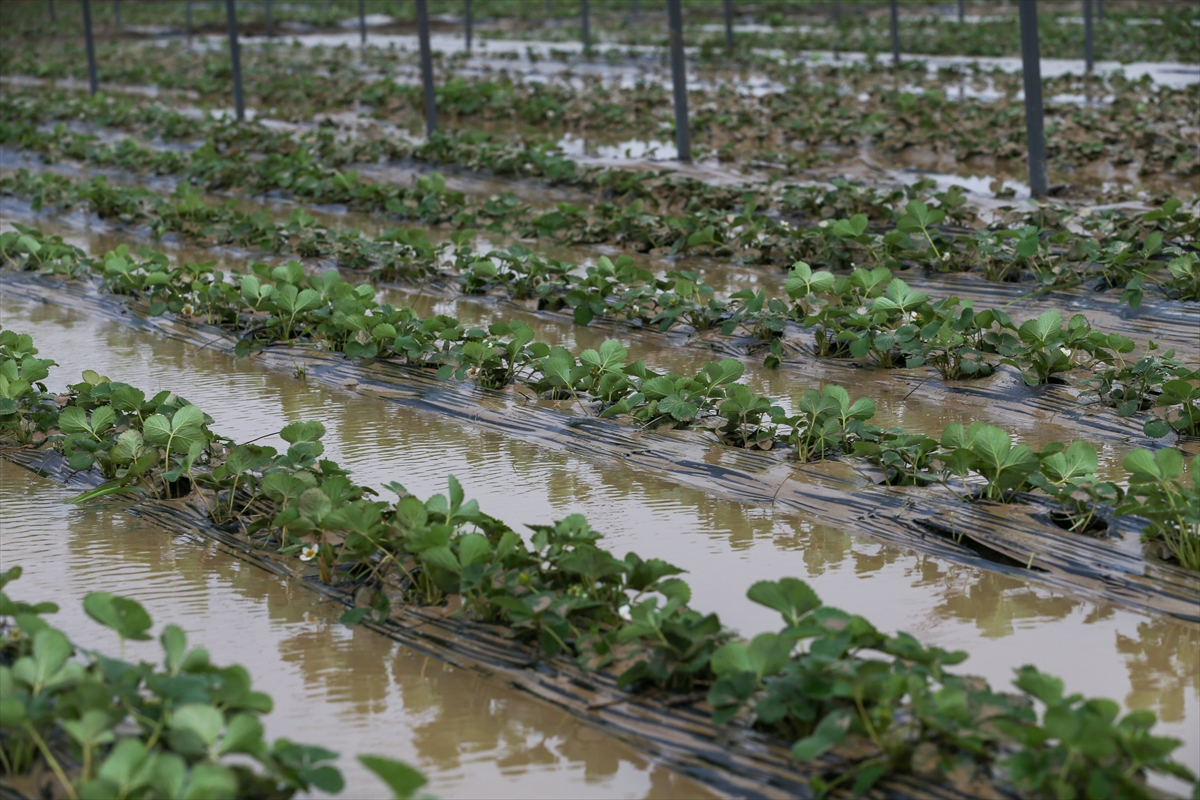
358;755;428;800
181;763;237;800
170;703;225;749
83;592;154;642
791;708;852;760
747;578;821;627
218;713;265;756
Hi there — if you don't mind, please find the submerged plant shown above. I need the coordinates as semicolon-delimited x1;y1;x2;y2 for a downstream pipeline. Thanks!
1118;449;1200;571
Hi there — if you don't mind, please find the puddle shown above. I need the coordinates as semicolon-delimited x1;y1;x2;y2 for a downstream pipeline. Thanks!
3;289;1198;794
0;457;713;800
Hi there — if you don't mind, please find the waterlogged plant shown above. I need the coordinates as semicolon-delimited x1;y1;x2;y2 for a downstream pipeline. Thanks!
997;666;1195;800
0;223;87;276
774;385;876;463
936;422;1040;502
0;567;348;798
1028;441;1122;533
0;331;57;445
1118;449;1200;571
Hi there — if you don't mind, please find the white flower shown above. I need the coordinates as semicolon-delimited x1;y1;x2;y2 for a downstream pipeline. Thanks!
180;303;195;316
818;220;829;228
856;306;868;316
618;604;632;621
300;543;319;562
1060;347;1073;358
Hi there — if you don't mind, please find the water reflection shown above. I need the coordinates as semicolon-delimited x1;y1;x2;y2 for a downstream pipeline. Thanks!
3;291;1198;786
1;460;714;800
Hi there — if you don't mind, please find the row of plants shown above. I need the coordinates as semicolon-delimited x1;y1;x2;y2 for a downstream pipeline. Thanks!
2;32;1200;183
2;120;1197;303
2;231;1196;568
2;24;1197;180
0;83;1177;231
1;328;1196;797
0;565;428;799
4;191;1197;444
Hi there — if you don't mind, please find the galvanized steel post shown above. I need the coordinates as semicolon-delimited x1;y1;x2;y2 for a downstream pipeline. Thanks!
465;0;472;51
1083;0;1094;73
958;0;964;24
113;0;120;27
359;0;367;44
666;0;690;161
723;0;733;51
1018;0;1048;197
581;0;590;52
265;0;273;38
83;0;98;96
416;0;438;135
224;0;245;121
49;0;56;22
889;0;900;65
185;0;193;43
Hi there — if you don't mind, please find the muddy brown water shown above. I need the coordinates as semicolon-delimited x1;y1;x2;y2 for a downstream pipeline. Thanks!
0;459;714;800
2;288;1198;795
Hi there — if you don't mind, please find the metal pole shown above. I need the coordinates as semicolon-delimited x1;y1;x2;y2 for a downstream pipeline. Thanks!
112;0;120;27
581;0;590;52
834;0;840;24
83;0;98;96
889;0;900;65
185;0;193;43
416;0;437;135
631;0;638;22
1083;0;1093;73
224;0;245;121
359;0;366;45
265;0;273;38
723;0;733;51
666;0;690;161
958;0;964;24
465;0;472;51
1096;0;1103;21
1018;0;1048;197
49;0;56;23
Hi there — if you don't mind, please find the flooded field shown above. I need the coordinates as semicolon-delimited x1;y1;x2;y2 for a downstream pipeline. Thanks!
2;4;1198;798
4;284;1198;794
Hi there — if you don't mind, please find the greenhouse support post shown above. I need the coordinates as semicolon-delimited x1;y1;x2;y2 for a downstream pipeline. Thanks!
889;0;900;65
48;0;55;22
958;0;964;24
185;0;193;43
667;0;690;161
631;0;638;22
465;0;472;51
1084;0;1094;73
113;0;120;27
834;0;840;24
265;0;273;38
416;0;438;135
582;0;590;52
359;0;366;44
225;0;245;122
82;0;98;96
723;0;733;51
1018;0;1048;197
